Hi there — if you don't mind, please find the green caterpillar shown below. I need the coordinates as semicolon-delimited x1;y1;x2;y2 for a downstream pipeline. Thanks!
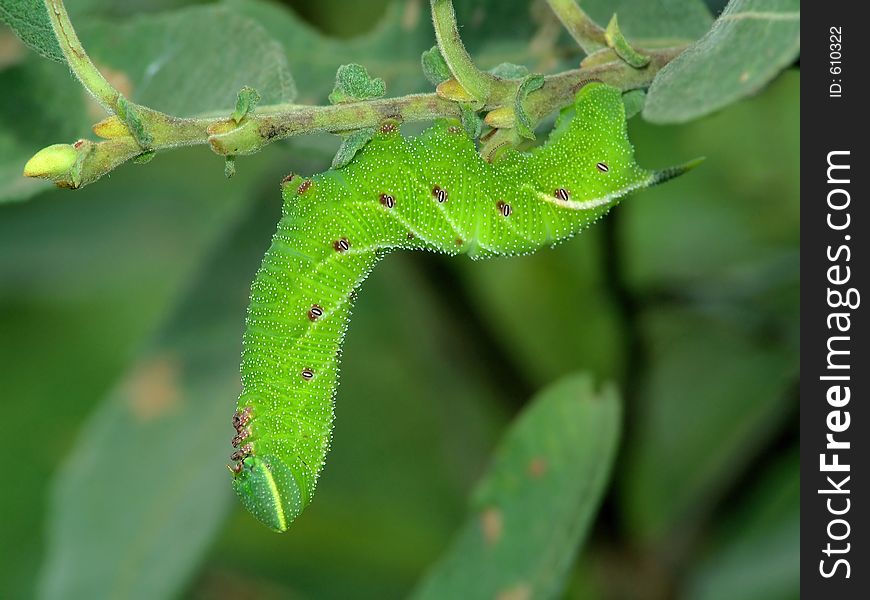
229;82;696;532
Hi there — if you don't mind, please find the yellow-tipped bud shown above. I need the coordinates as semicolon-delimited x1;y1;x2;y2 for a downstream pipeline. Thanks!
23;144;78;180
436;78;476;102
484;107;516;129
93;115;131;139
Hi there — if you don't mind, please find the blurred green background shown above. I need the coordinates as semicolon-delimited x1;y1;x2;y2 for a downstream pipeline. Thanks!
0;0;798;598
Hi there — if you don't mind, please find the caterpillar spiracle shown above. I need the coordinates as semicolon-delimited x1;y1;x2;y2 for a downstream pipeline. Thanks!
229;82;697;531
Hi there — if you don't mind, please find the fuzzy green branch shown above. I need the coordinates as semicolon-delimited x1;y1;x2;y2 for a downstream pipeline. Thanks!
24;0;685;190
43;0;183;150
429;0;499;102
44;0;120;111
545;0;608;55
24;45;684;188
207;94;459;156
210;46;683;157
604;14;651;68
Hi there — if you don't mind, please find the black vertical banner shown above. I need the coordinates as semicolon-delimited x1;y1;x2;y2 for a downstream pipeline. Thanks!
802;2;868;598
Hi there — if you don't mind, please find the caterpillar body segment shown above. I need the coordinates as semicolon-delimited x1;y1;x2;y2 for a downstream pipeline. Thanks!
230;83;695;531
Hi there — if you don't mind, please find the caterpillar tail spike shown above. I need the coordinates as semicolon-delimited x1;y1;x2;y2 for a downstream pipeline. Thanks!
228;82;699;532
650;156;706;186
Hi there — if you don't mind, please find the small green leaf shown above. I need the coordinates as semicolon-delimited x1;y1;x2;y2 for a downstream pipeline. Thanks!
328;63;386;104
583;0;713;46
605;14;651;68
643;0;800;123
458;104;482;139
0;0;64;62
231;86;261;124
116;96;153;149
132;149;155;164
622;88;646;118
224;155;236;178
488;62;529;79
412;374;621;600
421;45;452;86
621;308;797;541
37;198;278;600
514;73;544;140
331;127;376;169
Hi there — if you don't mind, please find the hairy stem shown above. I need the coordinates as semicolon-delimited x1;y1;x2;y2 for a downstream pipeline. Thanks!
208;94;459;155
44;0;120;111
25;0;686;189
545;0;608;55
429;0;497;102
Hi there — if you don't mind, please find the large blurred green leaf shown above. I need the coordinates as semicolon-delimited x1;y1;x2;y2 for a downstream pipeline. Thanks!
0;140;289;599
643;0;800;123
0;0;63;62
224;0;434;101
585;0;712;46
0;127;50;200
556;68;799;600
36;188;283;600
223;0;578;102
624;70;799;291
413;374;621;600
0;56;85;203
620;307;796;542
622;69;800;370
682;450;799;600
80;6;296;115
